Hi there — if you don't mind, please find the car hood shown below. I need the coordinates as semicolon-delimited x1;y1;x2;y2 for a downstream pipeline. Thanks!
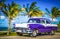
14;23;36;28
15;23;29;28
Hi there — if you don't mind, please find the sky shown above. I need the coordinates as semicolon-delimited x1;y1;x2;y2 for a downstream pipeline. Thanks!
5;0;60;11
0;0;60;27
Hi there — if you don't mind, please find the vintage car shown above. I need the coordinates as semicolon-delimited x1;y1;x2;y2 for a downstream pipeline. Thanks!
14;18;57;37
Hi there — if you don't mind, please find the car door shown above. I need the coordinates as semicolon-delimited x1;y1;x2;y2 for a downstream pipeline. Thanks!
44;19;51;32
38;19;46;32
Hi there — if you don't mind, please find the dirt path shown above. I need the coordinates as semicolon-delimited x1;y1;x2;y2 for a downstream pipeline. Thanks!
0;33;60;39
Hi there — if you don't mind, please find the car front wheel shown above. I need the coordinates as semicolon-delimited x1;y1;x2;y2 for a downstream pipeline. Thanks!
30;30;37;37
17;32;22;36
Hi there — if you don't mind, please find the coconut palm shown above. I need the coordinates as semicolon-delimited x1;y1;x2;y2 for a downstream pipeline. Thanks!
0;0;5;8
0;1;23;35
57;10;60;17
23;2;43;18
57;21;60;31
45;7;60;21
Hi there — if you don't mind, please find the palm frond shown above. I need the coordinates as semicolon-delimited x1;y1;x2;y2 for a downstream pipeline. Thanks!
56;10;60;17
29;2;37;11
23;4;29;12
0;0;6;2
45;8;50;14
1;10;8;17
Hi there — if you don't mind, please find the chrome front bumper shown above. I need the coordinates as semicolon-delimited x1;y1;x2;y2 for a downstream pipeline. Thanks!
15;28;32;34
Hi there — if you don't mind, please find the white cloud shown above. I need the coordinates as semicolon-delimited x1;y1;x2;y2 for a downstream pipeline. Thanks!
43;14;50;18
42;14;58;21
0;16;5;19
11;20;15;22
49;18;58;21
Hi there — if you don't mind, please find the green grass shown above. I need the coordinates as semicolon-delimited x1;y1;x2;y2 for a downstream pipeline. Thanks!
9;32;17;36
56;29;60;33
0;32;17;36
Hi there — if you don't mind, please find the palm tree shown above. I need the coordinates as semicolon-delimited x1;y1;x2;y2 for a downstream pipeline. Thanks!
45;7;60;21
57;22;60;30
57;10;60;17
0;0;5;8
0;1;23;35
23;2;43;18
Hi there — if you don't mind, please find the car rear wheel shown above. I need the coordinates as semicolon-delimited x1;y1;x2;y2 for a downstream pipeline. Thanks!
48;30;55;35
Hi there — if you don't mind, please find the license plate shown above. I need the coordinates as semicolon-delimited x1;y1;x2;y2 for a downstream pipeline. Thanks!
23;30;26;32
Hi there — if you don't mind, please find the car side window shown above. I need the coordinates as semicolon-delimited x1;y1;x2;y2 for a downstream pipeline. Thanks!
46;20;50;24
36;19;40;23
29;20;33;23
40;20;45;24
28;19;37;23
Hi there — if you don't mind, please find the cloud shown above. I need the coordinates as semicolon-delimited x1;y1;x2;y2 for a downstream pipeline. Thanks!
42;14;50;18
11;20;15;22
0;16;5;19
42;14;58;21
49;18;58;21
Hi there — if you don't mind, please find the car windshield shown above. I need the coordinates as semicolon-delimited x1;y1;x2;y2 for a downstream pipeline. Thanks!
28;19;40;23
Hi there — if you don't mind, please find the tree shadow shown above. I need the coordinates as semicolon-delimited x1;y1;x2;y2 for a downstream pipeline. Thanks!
18;33;54;37
0;33;7;36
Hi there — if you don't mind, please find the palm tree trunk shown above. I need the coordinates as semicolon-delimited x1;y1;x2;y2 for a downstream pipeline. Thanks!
52;18;53;22
51;15;53;23
7;18;11;35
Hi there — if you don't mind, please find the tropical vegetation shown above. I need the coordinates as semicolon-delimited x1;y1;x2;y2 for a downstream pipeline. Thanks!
0;0;23;35
45;7;60;21
23;2;43;17
0;0;60;36
57;22;60;29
